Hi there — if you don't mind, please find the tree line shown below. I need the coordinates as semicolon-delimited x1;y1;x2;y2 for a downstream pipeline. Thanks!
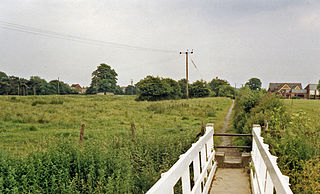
0;63;262;99
0;71;78;95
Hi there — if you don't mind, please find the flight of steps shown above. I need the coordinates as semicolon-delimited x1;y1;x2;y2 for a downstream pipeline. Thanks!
215;151;251;168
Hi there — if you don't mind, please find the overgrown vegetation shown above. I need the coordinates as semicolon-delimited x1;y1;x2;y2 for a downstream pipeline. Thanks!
0;95;232;193
136;76;236;101
232;87;320;193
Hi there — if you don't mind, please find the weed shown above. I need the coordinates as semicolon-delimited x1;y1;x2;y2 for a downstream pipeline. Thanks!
28;126;38;131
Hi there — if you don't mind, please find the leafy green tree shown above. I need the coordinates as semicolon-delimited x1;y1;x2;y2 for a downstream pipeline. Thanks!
0;72;9;95
208;78;230;97
19;78;29;95
0;71;7;80
28;76;49;95
114;85;124;95
162;78;181;99
0;78;10;95
48;80;77;95
89;64;118;95
136;76;171;101
245;78;262;91
8;76;20;95
318;80;320;92
189;80;210;98
125;85;137;95
178;78;187;98
218;85;236;98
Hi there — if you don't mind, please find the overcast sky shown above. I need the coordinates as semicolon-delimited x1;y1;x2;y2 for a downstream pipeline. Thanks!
1;0;320;88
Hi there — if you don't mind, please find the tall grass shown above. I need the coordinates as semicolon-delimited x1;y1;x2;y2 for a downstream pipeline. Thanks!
0;95;232;192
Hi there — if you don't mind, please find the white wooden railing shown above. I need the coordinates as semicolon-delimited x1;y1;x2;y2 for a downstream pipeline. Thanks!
147;123;217;194
251;124;293;194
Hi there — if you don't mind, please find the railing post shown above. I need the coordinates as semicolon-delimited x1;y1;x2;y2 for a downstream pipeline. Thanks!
147;123;217;194
251;124;293;194
181;168;191;194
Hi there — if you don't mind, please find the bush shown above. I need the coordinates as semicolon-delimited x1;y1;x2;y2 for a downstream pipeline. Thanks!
232;88;319;192
189;80;210;98
136;76;181;101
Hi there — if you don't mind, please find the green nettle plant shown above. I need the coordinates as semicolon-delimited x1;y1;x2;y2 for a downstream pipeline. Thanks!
232;89;320;193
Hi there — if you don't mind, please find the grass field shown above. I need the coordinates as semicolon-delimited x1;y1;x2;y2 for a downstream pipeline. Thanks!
0;95;232;192
284;98;320;117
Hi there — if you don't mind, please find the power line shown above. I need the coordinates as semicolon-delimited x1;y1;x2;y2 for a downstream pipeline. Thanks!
0;20;178;53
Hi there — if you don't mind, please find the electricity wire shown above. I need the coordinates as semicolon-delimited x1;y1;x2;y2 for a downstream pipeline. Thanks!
0;20;178;53
189;56;204;79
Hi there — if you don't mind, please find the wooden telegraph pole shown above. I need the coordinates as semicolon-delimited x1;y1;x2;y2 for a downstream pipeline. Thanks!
57;77;60;95
180;49;193;99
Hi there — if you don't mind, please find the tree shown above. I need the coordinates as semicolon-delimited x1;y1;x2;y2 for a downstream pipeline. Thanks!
0;71;7;80
218;85;236;98
136;76;171;101
162;78;181;99
8;76;20;95
19;78;29;96
88;64;118;95
246;78;262;91
28;76;49;95
189;80;210;98
178;78;187;99
0;72;9;95
208;78;230;97
48;80;77;95
125;85;137;95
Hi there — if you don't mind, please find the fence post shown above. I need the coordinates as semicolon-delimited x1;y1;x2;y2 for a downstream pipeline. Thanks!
131;123;135;143
201;121;205;136
79;124;85;144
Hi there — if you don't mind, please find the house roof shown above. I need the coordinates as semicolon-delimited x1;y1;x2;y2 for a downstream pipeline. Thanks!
305;84;318;90
71;84;81;88
268;83;302;92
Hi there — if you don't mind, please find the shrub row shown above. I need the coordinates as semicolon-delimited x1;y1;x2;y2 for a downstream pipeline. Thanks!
232;87;320;193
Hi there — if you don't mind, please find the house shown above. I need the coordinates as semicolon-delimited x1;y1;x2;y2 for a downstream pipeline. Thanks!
305;84;320;99
71;84;87;93
268;82;320;99
120;86;127;92
268;83;303;94
268;83;308;99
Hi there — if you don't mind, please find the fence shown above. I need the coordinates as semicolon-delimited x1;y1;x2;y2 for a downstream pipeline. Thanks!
251;124;293;194
147;123;216;194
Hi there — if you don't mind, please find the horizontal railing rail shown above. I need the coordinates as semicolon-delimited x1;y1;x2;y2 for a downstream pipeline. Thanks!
213;133;252;137
251;124;293;194
147;123;217;194
215;145;252;149
213;133;252;149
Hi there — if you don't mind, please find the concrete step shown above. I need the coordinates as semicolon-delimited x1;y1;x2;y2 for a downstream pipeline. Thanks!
223;157;242;168
215;152;251;168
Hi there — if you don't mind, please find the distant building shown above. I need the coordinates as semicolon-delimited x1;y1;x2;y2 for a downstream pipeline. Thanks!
120;86;127;92
268;82;320;99
71;84;87;93
268;83;302;94
305;84;320;99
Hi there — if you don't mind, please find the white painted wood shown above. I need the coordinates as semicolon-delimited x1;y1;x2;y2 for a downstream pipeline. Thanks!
182;168;191;193
147;124;217;194
251;125;293;194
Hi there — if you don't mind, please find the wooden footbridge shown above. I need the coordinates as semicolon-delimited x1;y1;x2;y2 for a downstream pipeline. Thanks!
146;124;293;194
